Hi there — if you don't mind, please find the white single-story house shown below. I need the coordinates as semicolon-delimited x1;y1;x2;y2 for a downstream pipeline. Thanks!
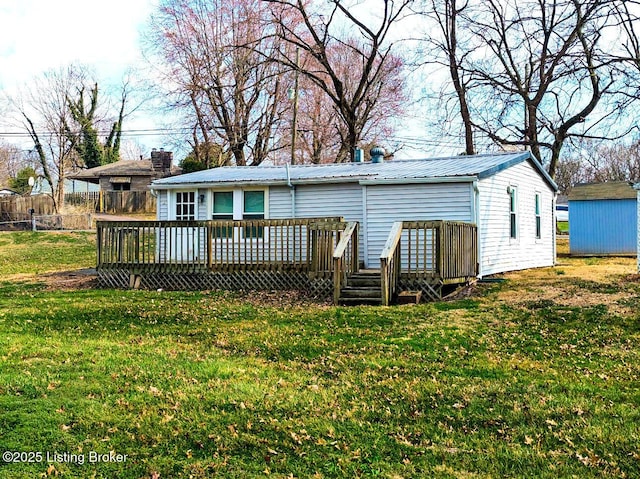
150;151;557;278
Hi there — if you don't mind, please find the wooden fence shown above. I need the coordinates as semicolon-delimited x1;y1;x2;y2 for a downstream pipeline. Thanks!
1;191;155;222
65;191;156;214
0;195;56;220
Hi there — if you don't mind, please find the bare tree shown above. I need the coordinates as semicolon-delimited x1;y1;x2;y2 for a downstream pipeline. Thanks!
10;67;83;212
419;0;476;155
64;80;127;168
0;143;29;188
146;0;289;166
554;139;640;194
616;1;640;70
282;42;406;164
266;0;411;162
420;0;627;178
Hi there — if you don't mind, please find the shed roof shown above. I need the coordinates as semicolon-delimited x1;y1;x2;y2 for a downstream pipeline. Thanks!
568;181;636;201
152;151;557;191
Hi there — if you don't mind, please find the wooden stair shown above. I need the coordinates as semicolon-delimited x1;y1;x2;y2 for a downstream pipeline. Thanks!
338;270;382;306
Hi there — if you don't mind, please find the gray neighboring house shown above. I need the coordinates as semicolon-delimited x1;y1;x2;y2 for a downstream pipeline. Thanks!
30;177;99;196
69;150;180;192
151;151;558;277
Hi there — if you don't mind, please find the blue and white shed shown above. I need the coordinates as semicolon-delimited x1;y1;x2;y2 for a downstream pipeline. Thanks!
569;181;637;256
152;151;558;277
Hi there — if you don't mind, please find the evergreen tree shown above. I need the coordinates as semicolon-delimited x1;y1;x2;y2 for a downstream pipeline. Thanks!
65;83;124;169
9;167;36;195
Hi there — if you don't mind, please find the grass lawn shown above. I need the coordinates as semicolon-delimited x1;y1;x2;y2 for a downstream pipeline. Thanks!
0;232;639;478
556;221;569;234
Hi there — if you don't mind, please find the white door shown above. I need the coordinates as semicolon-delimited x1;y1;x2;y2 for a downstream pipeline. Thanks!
174;191;199;262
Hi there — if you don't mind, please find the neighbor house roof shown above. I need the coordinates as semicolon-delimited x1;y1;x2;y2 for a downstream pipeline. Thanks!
569;181;636;201
69;160;181;183
70;160;156;181
152;151;558;191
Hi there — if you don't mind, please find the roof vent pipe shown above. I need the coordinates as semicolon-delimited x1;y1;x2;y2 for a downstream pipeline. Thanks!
353;148;363;163
370;146;385;163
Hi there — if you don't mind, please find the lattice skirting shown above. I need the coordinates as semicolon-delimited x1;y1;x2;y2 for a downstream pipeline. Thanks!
399;277;471;302
399;278;443;302
97;268;333;298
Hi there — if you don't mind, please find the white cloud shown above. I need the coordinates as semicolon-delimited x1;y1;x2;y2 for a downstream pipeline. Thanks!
0;0;155;89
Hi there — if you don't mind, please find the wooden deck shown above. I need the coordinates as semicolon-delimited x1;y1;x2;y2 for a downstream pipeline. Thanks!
96;218;477;304
379;221;478;304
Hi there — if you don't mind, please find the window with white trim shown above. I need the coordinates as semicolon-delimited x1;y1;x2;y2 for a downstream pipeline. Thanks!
210;189;266;239
212;191;234;238
535;193;541;239
175;191;196;220
509;186;517;239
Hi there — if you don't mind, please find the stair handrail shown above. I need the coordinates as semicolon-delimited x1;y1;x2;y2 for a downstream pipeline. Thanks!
332;221;359;304
380;221;404;306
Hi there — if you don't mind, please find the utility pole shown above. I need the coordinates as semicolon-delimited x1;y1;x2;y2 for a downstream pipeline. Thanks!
290;48;300;165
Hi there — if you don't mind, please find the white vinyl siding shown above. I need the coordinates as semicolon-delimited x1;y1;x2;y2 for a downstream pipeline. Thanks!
153;155;556;276
268;186;294;218
294;183;362;220
365;183;473;268
293;183;364;266
197;189;208;219
478;161;555;276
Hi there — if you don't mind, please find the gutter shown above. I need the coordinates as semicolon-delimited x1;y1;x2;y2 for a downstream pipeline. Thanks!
151;177;370;190
359;175;478;186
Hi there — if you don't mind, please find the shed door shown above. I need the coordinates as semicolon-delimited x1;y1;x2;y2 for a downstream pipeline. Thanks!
364;183;473;268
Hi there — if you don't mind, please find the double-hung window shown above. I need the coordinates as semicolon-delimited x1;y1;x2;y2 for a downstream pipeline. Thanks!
535;193;541;239
509;186;517;239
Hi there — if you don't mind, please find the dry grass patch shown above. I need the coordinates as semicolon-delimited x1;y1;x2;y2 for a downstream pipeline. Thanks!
488;253;638;315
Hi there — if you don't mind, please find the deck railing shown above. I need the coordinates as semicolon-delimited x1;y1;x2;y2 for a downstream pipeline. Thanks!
332;222;359;304
380;220;478;305
96;218;344;275
308;220;349;279
380;222;404;306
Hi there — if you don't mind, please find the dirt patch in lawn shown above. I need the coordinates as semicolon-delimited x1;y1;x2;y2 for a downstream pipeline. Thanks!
41;268;98;290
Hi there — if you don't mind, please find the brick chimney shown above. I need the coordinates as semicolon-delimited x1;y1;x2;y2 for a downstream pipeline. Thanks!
151;148;173;176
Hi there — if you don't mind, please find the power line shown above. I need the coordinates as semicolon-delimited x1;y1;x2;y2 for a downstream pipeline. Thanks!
0;127;193;139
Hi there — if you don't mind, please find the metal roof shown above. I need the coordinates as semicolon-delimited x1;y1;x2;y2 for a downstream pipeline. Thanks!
152;151;558;191
569;181;636;201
